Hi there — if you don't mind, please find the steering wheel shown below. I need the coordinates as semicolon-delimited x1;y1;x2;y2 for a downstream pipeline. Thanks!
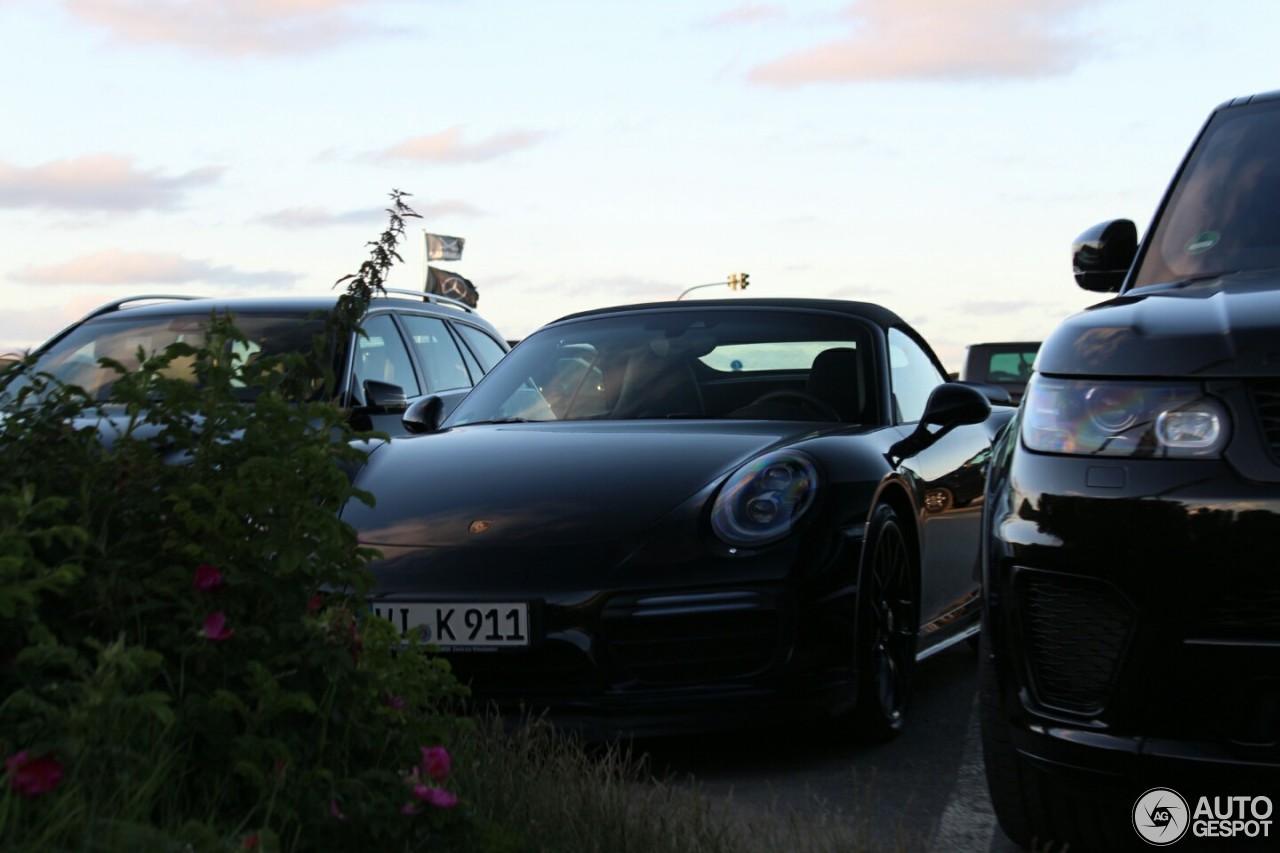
751;389;842;422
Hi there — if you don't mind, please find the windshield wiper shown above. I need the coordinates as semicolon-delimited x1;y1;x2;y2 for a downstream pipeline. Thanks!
457;416;539;426
1168;267;1280;286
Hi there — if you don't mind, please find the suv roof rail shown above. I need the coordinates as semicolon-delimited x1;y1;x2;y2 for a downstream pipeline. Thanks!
375;288;475;314
82;294;205;322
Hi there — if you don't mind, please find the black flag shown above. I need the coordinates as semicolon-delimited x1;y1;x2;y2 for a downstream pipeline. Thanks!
424;232;465;261
426;266;479;308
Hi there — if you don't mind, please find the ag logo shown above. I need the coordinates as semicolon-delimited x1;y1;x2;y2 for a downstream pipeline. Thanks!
1133;787;1190;845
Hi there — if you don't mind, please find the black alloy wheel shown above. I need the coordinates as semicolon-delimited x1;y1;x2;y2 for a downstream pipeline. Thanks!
852;502;918;741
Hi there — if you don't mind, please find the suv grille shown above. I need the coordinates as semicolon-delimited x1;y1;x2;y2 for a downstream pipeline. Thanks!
1249;379;1280;462
1015;569;1135;716
1197;582;1280;639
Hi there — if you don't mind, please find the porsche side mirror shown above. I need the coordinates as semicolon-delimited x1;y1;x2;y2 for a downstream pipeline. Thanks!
890;384;991;461
403;395;445;434
362;379;409;413
1072;219;1137;292
921;382;991;429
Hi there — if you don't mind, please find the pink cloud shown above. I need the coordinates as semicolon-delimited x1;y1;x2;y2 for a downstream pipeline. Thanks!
257;199;482;228
11;249;300;286
749;0;1098;86
0;154;221;212
375;126;548;164
256;205;385;229
62;0;392;57
705;4;784;27
0;294;128;354
409;199;485;218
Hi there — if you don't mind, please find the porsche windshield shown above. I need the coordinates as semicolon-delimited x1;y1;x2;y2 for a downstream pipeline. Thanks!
447;309;875;424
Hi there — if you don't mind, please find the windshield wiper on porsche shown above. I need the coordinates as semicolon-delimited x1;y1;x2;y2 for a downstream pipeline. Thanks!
461;416;539;425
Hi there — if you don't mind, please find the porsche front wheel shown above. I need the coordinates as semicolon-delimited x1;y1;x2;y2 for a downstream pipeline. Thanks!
852;503;919;741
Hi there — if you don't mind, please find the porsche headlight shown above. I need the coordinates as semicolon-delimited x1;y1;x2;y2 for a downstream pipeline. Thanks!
711;451;819;546
1021;376;1229;457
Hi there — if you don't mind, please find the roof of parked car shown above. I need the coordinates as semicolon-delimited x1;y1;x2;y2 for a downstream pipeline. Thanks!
74;289;479;321
553;297;909;329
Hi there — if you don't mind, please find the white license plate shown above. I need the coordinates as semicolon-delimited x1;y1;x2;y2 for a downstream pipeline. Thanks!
371;601;530;649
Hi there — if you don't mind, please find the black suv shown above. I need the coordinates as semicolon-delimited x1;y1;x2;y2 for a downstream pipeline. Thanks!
983;92;1280;850
4;289;509;435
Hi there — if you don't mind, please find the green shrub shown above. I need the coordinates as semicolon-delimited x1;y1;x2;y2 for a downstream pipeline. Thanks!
0;192;477;851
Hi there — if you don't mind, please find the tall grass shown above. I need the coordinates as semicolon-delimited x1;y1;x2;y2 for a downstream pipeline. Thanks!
451;714;894;853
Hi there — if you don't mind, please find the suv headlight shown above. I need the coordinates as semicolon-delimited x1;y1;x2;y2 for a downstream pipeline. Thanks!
711;450;819;546
1021;376;1229;458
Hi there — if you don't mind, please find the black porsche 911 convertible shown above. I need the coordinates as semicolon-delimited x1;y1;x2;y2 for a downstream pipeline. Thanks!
342;297;1015;739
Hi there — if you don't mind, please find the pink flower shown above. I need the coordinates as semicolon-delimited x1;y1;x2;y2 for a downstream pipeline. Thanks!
329;798;348;823
419;746;451;782
412;784;458;809
193;563;225;592
306;594;324;613
201;611;235;641
383;694;407;712
400;802;422;815
5;751;64;797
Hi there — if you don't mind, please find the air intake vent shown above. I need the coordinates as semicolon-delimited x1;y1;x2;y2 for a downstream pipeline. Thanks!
602;591;780;685
1249;379;1280;463
1016;569;1135;716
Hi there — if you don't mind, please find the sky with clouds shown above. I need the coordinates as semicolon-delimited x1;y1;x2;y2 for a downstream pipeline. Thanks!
0;0;1275;368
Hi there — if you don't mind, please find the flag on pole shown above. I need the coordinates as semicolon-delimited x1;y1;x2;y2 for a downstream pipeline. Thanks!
424;232;465;261
426;266;479;308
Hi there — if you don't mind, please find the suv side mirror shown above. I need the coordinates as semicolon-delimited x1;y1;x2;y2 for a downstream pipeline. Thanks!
361;379;408;413
1072;219;1138;292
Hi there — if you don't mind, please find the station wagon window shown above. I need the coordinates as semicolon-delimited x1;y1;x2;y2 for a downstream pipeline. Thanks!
5;311;326;402
454;323;508;373
888;327;943;423
353;314;420;399
400;315;471;393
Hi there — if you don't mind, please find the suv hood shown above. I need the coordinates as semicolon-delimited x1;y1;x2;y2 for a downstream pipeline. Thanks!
1037;271;1280;377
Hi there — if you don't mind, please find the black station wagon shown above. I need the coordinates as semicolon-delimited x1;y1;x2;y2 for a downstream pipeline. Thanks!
4;289;509;434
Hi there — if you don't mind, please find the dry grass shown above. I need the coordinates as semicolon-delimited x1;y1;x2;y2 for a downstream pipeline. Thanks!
451;714;909;853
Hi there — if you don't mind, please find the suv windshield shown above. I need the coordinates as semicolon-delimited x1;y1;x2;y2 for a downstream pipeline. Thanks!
6;311;329;402
1133;97;1280;288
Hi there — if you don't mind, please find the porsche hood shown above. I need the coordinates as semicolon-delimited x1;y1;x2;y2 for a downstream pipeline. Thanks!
342;421;819;548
